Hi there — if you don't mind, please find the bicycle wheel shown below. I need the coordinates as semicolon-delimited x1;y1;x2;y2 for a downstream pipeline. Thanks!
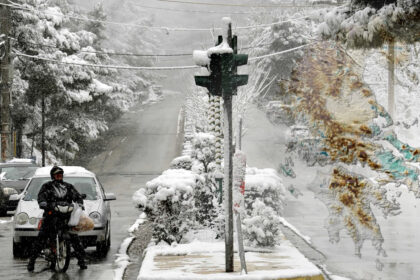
55;237;71;273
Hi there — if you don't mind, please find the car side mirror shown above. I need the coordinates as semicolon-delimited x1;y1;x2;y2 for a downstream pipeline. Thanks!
104;193;116;201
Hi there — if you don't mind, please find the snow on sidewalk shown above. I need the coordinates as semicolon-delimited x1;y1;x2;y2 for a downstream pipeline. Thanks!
138;238;324;280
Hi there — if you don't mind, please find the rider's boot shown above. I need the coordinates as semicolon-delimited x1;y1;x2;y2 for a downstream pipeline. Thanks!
27;258;35;272
78;259;87;270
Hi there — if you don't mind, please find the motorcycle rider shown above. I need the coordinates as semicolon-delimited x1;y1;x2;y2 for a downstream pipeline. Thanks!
27;166;87;272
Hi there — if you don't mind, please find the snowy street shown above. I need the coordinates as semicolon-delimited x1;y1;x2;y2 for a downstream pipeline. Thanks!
0;0;419;279
0;90;184;280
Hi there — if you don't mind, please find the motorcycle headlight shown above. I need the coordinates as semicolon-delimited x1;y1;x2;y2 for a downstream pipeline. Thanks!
16;212;29;225
89;212;101;223
3;187;18;196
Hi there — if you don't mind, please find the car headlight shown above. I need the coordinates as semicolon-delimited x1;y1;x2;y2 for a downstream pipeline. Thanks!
89;211;101;223
16;212;29;225
2;187;18;196
29;217;38;225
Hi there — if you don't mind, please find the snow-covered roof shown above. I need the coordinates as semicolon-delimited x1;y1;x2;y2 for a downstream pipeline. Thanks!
33;166;95;177
5;158;36;164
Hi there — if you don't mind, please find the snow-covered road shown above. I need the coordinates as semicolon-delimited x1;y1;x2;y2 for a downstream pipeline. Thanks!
0;91;185;280
242;104;420;280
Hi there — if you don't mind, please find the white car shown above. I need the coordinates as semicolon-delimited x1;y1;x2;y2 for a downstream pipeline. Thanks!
11;166;116;258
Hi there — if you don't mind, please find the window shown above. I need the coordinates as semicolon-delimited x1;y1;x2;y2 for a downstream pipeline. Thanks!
0;166;38;180
24;177;98;201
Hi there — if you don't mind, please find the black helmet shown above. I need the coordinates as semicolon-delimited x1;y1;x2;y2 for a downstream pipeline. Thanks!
50;166;64;179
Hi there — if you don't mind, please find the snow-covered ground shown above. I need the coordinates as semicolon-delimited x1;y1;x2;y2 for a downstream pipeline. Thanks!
138;239;323;280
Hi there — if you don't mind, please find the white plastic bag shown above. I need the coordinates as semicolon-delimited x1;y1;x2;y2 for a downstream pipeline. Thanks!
72;213;94;232
68;203;83;227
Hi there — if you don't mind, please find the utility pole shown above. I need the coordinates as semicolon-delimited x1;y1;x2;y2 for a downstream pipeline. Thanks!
194;18;248;273
41;92;45;167
224;21;234;272
0;0;11;162
388;40;395;120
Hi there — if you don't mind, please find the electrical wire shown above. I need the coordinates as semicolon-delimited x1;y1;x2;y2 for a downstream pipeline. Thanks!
249;42;316;61
2;2;311;32
9;37;276;58
9;37;193;57
134;3;276;15
13;43;316;70
154;0;319;8
13;51;200;71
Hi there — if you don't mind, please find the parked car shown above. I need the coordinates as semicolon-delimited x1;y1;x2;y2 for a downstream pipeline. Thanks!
11;166;116;258
0;159;39;215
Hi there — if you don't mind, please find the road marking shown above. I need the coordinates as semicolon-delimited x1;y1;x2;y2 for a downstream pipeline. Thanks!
121;137;127;143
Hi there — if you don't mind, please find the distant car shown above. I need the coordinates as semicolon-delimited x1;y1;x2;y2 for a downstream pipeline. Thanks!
12;166;116;258
0;159;39;215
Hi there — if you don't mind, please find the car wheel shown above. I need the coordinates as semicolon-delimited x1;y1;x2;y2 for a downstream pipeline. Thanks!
13;240;26;258
0;206;7;217
96;223;110;258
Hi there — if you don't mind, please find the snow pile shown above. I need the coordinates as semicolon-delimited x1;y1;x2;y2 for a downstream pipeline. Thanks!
193;50;210;67
113;236;134;280
133;169;204;244
114;212;147;280
193;18;233;67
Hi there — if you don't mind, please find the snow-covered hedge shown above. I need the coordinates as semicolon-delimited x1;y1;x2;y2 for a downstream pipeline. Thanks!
170;155;193;170
133;169;205;244
244;168;286;215
243;199;282;247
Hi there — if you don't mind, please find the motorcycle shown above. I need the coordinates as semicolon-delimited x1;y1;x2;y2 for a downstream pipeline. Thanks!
38;201;74;273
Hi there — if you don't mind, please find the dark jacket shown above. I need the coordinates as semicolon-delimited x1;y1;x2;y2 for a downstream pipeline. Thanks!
38;180;83;216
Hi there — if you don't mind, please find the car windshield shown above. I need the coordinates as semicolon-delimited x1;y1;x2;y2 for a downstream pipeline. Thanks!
0;166;38;180
23;177;98;201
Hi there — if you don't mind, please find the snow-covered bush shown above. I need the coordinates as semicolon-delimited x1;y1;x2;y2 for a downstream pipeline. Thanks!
240;167;286;247
244;168;286;215
170;155;193;170
133;169;204;244
191;133;216;173
242;199;282;247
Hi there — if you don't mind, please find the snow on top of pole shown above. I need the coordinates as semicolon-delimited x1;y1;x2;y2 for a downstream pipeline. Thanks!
192;17;233;67
193;50;210;66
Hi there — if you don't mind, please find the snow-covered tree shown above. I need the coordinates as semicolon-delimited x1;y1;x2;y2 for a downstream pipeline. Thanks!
318;0;420;48
10;0;155;163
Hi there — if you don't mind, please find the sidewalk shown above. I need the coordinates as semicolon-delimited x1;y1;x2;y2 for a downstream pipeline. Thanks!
138;234;324;280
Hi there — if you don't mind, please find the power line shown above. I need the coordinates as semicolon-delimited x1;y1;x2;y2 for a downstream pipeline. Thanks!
13;51;200;70
3;2;311;33
13;43;315;70
249;42;316;61
155;0;319;8
10;37;276;58
134;3;276;14
9;37;193;57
